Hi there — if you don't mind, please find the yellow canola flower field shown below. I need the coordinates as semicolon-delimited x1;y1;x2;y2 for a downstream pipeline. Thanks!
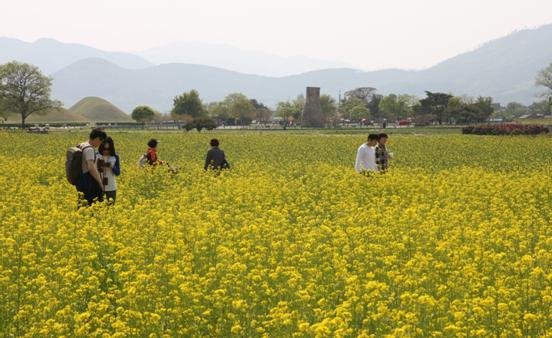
0;131;551;337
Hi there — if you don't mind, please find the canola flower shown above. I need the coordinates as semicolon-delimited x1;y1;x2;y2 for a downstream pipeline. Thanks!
0;131;551;337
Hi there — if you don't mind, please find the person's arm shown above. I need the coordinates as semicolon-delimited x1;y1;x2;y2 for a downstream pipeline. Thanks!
204;150;212;170
113;154;121;176
87;160;104;190
368;148;378;171
360;147;370;171
220;150;230;169
354;147;363;173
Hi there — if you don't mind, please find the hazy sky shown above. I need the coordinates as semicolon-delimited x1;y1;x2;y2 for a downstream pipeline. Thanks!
3;0;552;70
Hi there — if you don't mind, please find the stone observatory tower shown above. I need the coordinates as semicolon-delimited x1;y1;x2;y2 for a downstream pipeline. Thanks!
302;87;324;127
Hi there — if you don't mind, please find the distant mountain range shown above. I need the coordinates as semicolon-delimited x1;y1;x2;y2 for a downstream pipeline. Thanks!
138;42;352;76
3;24;552;112
0;37;152;74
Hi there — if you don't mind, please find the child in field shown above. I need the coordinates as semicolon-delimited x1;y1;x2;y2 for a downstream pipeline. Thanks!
138;138;162;167
138;139;179;173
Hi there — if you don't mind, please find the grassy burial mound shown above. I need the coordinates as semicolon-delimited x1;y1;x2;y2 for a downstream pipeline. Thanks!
4;108;89;123
69;96;132;122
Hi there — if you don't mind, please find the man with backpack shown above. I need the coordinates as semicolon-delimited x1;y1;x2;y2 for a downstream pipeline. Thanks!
67;129;107;206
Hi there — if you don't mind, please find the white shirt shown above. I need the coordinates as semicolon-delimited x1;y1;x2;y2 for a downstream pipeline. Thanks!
79;142;95;174
96;154;117;191
355;143;377;173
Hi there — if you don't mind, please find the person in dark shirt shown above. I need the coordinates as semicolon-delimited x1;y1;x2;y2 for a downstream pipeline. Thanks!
375;133;389;172
204;139;229;171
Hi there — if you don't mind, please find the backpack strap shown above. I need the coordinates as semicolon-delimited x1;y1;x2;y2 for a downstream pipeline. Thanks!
78;144;95;161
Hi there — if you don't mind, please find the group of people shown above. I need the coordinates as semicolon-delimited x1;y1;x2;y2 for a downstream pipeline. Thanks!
72;128;387;207
73;129;229;207
355;133;391;174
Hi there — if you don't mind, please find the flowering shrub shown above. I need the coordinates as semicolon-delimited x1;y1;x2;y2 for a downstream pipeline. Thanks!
462;124;549;135
1;132;551;336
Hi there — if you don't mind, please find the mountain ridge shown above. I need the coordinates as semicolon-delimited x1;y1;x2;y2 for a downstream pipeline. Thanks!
0;37;153;73
5;24;552;111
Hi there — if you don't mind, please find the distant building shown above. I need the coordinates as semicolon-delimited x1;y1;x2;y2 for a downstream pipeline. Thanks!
302;87;324;127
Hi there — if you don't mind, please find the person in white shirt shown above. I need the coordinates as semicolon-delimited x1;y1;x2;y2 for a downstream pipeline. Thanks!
355;134;379;174
96;137;120;204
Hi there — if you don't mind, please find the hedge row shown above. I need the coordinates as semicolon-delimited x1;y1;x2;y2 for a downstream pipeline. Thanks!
462;124;550;135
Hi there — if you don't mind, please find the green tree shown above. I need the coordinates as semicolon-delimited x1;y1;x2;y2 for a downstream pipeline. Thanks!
320;95;337;126
341;97;370;122
450;96;495;123
494;102;527;121
250;99;273;123
379;94;415;121
536;63;552;115
275;96;304;122
0;61;61;128
207;101;230;121
171;90;206;121
0;100;9;122
220;93;255;125
131;105;156;124
470;97;495;122
192;117;217;132
529;100;551;115
445;96;465;123
415;91;453;124
275;101;295;122
367;95;383;119
537;63;552;97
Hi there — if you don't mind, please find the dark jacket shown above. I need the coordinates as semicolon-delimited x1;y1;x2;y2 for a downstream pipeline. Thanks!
113;154;121;176
204;147;228;170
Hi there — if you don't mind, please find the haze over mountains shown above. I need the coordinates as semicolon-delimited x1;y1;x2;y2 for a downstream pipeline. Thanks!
0;37;153;74
2;24;552;113
138;42;352;76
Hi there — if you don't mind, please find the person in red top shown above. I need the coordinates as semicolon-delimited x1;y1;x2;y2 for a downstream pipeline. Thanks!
146;138;159;165
139;138;162;167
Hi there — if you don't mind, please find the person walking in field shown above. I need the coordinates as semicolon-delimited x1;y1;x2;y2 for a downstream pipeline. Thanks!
96;137;120;204
375;133;391;172
138;138;179;173
204;138;229;171
138;138;162;167
355;134;379;174
75;129;107;206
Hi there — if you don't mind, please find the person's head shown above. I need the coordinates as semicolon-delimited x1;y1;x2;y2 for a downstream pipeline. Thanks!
147;138;158;149
89;129;107;148
378;133;388;145
210;139;219;147
367;134;379;146
99;137;115;157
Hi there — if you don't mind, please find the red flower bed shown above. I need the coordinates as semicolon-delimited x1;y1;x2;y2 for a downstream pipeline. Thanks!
462;124;549;135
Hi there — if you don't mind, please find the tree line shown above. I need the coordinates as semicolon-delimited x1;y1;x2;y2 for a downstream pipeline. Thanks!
1;60;552;128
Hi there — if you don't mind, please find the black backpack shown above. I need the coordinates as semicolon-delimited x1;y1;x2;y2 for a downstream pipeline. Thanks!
66;144;92;185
